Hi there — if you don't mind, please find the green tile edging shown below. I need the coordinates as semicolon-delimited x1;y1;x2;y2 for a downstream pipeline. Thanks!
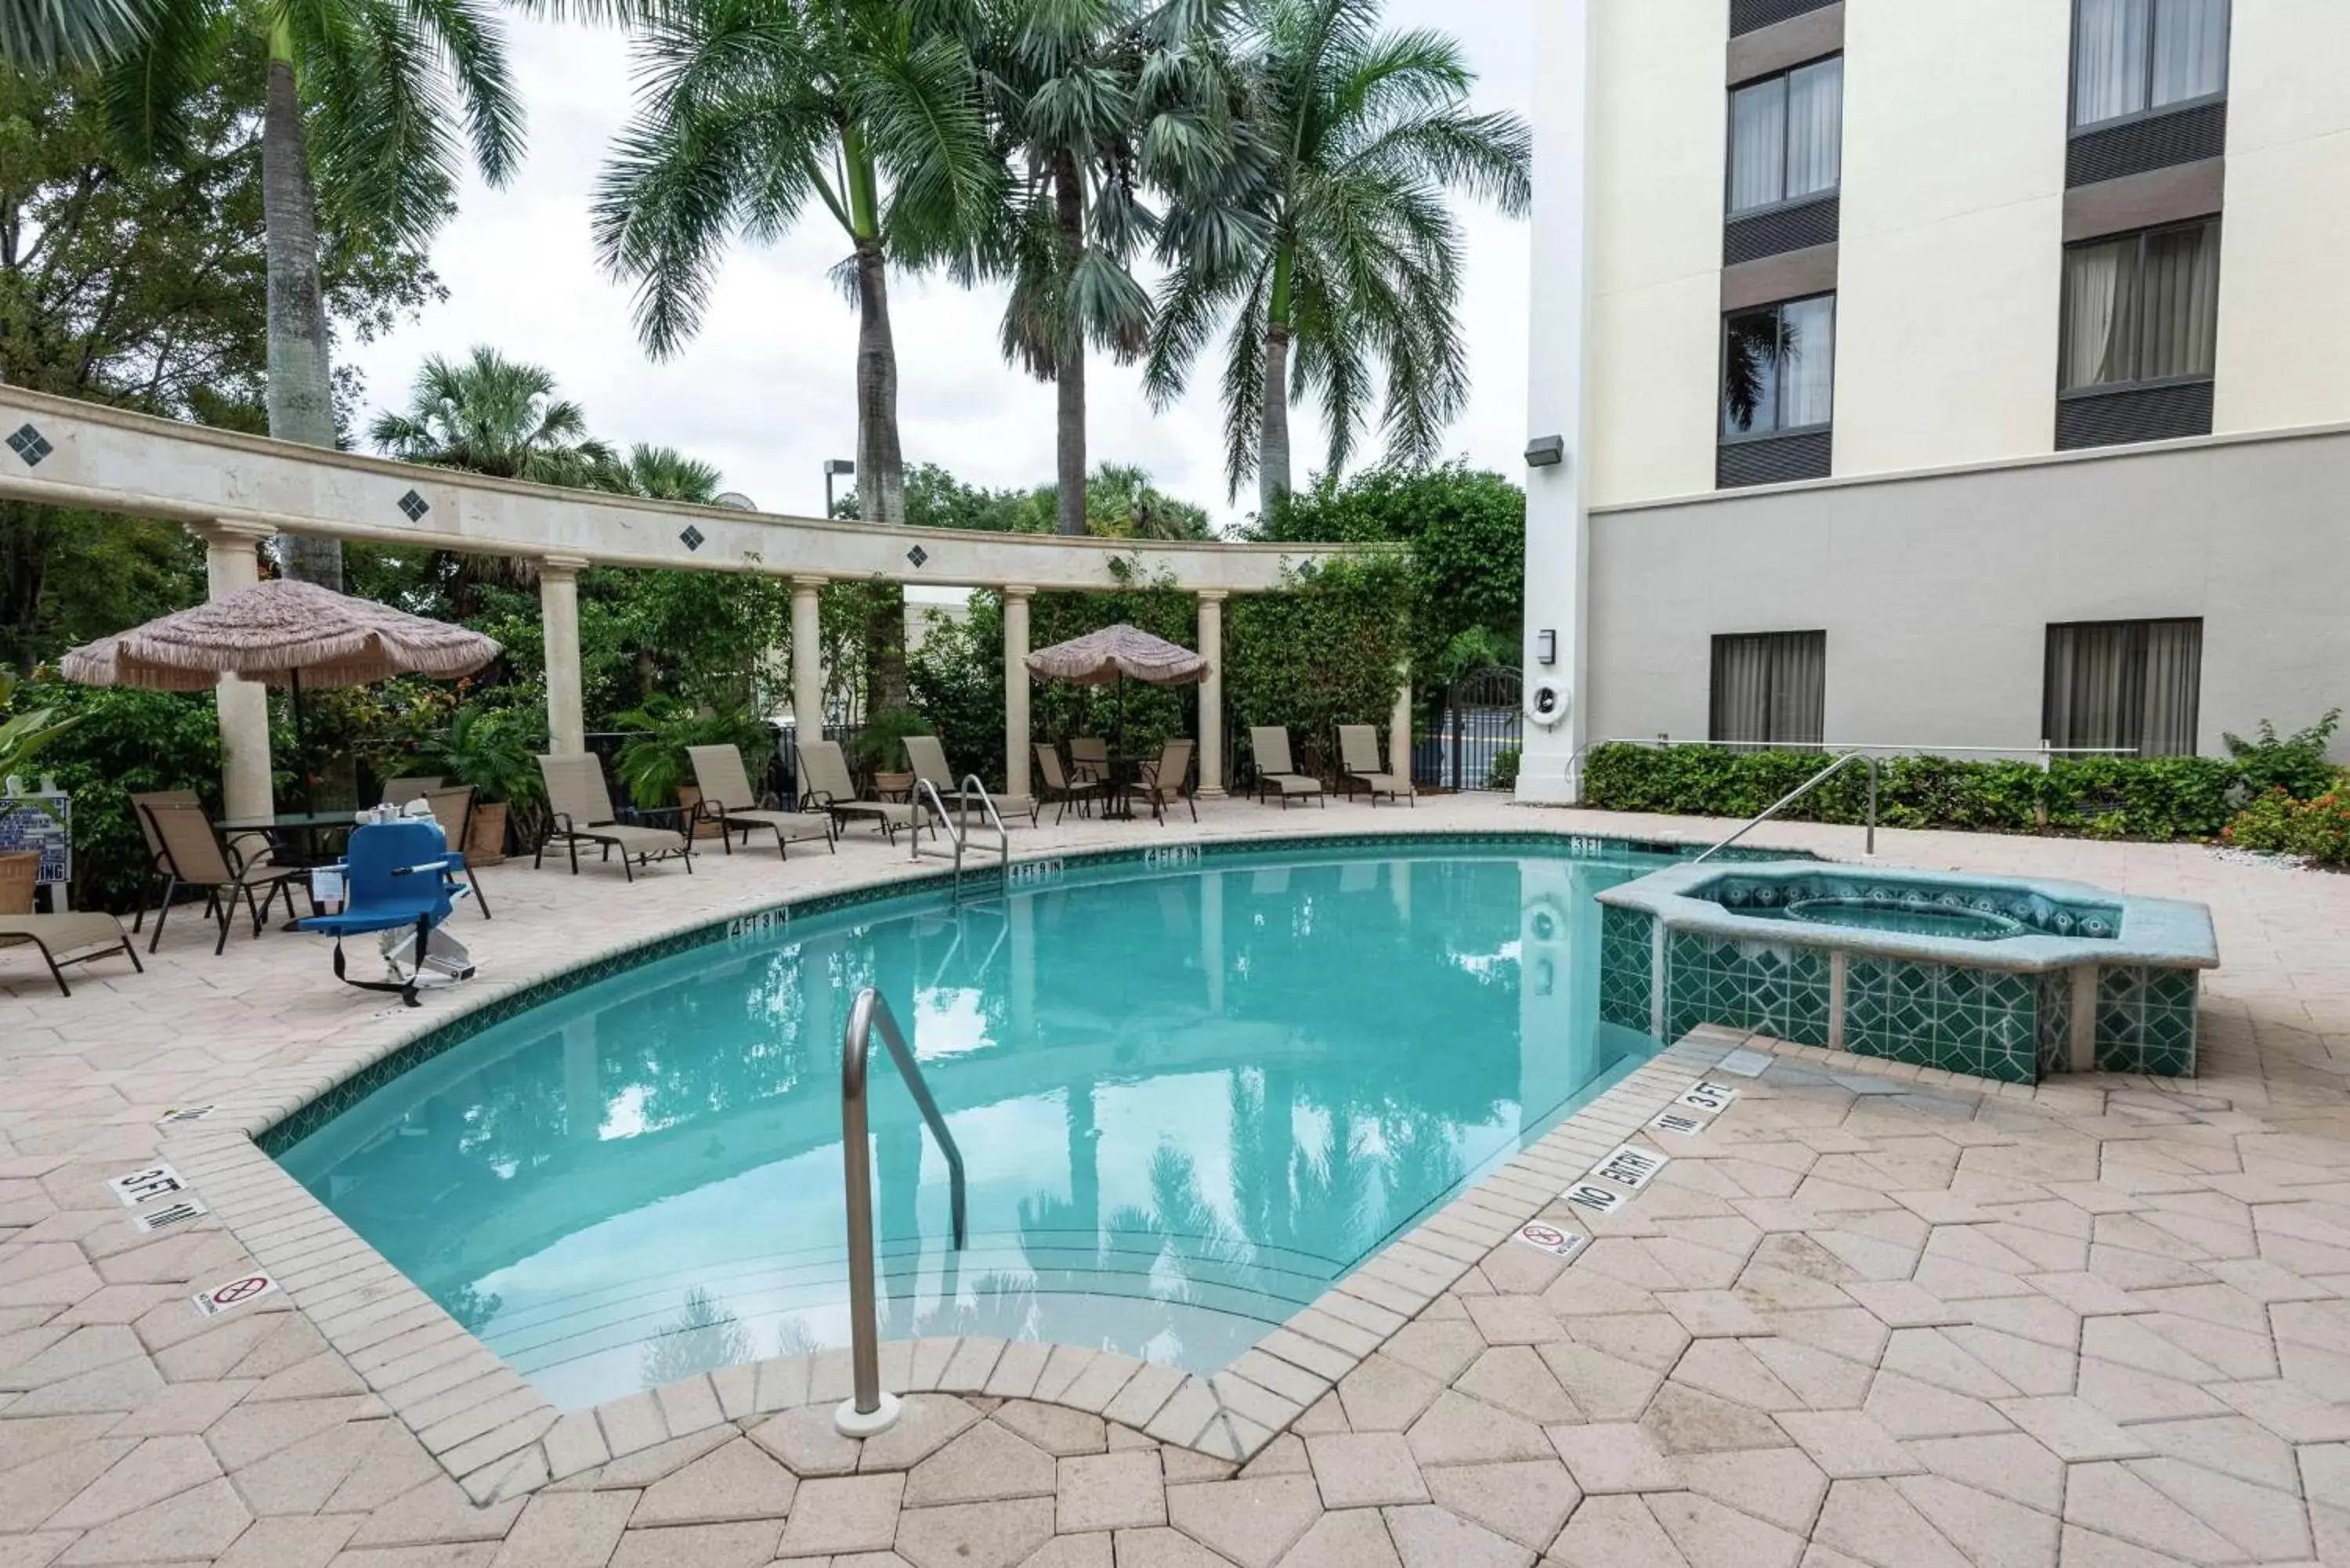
258;826;1795;1154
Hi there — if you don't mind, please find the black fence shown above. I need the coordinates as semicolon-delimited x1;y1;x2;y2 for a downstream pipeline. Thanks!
1413;667;1524;791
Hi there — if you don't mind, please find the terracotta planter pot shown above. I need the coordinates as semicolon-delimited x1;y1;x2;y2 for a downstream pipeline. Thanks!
0;851;38;916
465;802;509;866
674;786;725;840
873;771;916;800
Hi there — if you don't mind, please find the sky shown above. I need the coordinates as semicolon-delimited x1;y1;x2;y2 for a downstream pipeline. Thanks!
339;1;1536;535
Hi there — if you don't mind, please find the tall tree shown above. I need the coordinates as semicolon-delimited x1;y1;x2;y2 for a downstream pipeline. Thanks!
594;0;1000;709
96;0;522;589
0;0;150;69
1145;0;1528;518
617;443;724;504
370;345;618;486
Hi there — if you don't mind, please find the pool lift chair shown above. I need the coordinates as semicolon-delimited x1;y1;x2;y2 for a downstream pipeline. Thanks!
297;815;477;1008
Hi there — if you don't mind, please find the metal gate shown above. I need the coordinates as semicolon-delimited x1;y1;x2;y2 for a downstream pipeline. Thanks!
1415;666;1524;790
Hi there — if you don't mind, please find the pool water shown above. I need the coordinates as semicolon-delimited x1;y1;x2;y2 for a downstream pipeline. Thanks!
277;842;1671;1410
1783;897;2026;941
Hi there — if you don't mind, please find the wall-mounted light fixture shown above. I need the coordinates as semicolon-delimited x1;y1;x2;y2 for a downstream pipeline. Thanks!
1537;630;1557;666
1524;435;1566;468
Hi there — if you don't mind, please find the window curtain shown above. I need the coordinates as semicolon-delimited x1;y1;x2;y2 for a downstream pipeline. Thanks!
1722;310;1781;435
2044;620;2202;754
2060;240;2135;390
1779;297;1835;428
1728;78;1787;213
2139;222;2220;380
2152;0;2228;107
1712;633;1826;746
2074;0;2151;125
1784;58;1843;201
2139;620;2203;755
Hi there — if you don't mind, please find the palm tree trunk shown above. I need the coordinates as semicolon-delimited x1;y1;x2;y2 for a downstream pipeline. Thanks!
1258;321;1292;521
851;235;909;710
261;46;344;591
1053;151;1087;538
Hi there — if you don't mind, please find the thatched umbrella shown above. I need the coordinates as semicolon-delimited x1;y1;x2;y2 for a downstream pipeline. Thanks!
63;580;501;808
1024;624;1208;762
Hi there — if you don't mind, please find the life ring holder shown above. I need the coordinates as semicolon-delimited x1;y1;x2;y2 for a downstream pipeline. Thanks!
1528;678;1571;728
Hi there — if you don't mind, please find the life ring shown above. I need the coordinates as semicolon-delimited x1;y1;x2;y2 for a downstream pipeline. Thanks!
1528;679;1571;728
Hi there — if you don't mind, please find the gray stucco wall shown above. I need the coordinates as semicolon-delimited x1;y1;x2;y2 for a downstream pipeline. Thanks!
1585;425;2350;759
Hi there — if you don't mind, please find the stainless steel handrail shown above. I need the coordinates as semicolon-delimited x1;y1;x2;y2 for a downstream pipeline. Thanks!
958;775;1010;900
837;987;967;1436
909;776;1010;901
1691;750;1878;863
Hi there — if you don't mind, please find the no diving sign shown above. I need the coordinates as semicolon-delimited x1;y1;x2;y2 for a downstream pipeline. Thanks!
191;1273;279;1319
1515;1221;1589;1260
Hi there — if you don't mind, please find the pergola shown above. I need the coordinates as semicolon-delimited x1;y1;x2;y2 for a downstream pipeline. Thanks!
0;387;1393;820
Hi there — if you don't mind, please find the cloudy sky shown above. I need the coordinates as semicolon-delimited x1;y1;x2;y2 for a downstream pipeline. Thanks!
341;1;1535;533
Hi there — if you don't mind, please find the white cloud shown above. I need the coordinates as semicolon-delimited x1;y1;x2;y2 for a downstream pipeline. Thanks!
340;0;1532;533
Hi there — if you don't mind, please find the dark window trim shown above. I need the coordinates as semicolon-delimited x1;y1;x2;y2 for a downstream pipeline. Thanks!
1726;54;1846;219
2039;616;2204;757
1710;630;1828;747
2068;89;2228;139
1720;291;1838;441
2056;216;2220;397
2066;0;2230;132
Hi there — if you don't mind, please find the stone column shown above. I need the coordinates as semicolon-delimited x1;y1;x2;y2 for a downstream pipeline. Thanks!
1004;586;1033;800
539;555;591;755
791;576;827;770
188;522;276;822
1390;667;1413;783
1196;591;1227;798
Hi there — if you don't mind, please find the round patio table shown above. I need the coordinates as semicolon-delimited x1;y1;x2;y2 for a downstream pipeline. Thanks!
1096;755;1152;822
220;811;359;927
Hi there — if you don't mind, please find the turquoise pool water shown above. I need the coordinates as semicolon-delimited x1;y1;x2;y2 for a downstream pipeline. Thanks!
277;841;1671;1410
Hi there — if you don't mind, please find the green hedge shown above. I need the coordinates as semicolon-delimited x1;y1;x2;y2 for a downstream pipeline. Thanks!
1580;743;2245;842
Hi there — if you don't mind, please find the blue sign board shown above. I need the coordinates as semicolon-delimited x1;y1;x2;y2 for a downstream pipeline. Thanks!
0;794;71;884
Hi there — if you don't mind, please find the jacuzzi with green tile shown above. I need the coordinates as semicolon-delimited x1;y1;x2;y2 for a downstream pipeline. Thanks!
1596;862;2218;1083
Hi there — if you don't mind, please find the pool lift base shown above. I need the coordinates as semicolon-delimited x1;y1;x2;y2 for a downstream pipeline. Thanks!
833;1391;902;1439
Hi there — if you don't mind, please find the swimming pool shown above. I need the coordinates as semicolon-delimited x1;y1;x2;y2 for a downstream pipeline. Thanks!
274;839;1675;1411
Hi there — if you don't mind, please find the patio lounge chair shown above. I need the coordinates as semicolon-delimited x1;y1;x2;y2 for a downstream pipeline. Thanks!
1070;735;1110;785
297;818;469;1008
421;786;494;916
1138;739;1198;825
903;735;1039;826
0;912;143;997
796;739;920;842
1248;727;1325;807
1034;745;1106;825
1338;724;1415;807
139;800;308;955
380;775;444;807
686;744;835;859
128;788;197;933
534;753;693;881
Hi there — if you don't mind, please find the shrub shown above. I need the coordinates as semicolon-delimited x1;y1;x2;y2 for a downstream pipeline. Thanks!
6;680;223;912
2223;786;2350;868
2224;710;2342;801
1581;742;2247;844
1488;747;1520;791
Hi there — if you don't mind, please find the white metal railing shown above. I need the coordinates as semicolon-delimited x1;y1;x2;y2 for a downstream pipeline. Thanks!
1691;750;1879;863
835;988;966;1438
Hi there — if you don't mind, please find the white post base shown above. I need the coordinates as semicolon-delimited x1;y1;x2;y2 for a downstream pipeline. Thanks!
833;1393;902;1438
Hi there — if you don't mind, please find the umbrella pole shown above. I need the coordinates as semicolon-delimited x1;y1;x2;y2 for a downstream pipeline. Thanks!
289;668;311;814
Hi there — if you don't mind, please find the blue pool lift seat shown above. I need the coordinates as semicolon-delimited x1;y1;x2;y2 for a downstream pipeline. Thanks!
297;819;471;1008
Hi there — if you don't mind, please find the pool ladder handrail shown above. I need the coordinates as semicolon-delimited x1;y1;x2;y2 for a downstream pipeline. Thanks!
1692;750;1878;864
909;777;1011;901
837;986;967;1437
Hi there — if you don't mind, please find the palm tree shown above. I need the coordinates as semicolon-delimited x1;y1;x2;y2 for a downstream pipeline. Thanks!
1;0;150;67
94;0;522;589
1145;0;1528;518
371;347;618;486
595;0;1000;706
618;443;725;504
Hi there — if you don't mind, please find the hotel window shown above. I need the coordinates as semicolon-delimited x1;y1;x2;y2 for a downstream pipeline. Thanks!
1723;296;1835;438
2043;619;2203;757
1712;632;1826;747
2058;221;2217;446
1727;56;1842;216
2071;0;2229;129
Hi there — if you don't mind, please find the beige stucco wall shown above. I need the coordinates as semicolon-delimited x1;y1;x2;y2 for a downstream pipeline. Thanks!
2213;0;2350;435
1583;426;2350;761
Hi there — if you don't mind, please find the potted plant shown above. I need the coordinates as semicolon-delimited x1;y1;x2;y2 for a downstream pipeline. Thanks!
0;674;78;914
420;704;542;865
854;706;933;799
613;700;770;835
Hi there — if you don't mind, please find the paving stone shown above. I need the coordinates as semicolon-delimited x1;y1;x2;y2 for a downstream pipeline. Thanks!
902;1422;1056;1507
605;1521;779;1568
1678;1446;1829;1534
1162;1475;1320;1568
1303;1433;1425;1509
990;1400;1105;1458
1108;1526;1234;1567
0;1437;142;1534
229;1417;384;1518
1647;1489;1807;1568
1892;1475;2059;1568
1640;1382;1791;1454
1544;1423;1680;1494
1405;1390;1550;1468
1415;1460;1577;1552
1054;1451;1162;1533
1379;1505;1532;1568
1810;1479;1969;1568
776;1474;904;1559
750;1407;863;1478
1012;1530;1109;1568
892;1497;1054;1568
1234;1434;1307;1480
1990;1398;2150;1464
213;1513;361;1568
1274;1509;1399;1568
1905;1433;2064;1515
1452;1347;1578;1425
2059;1462;2238;1563
55;1475;251;1566
43;1434;222;1530
1334;1357;1442;1434
2125;1455;2312;1562
487;1491;636;1568
628;1437;795;1526
344;1479;526;1549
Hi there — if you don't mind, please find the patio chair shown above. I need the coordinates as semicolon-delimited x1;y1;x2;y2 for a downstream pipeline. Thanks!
1138;739;1198;825
421;787;494;916
380;775;444;807
297;818;469;1009
1034;745;1107;825
533;753;693;881
0;912;143;998
795;739;920;842
685;744;835;860
1338;724;1416;807
1070;735;1110;785
139;800;308;955
128;788;198;933
903;735;1039;826
1247;727;1326;808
